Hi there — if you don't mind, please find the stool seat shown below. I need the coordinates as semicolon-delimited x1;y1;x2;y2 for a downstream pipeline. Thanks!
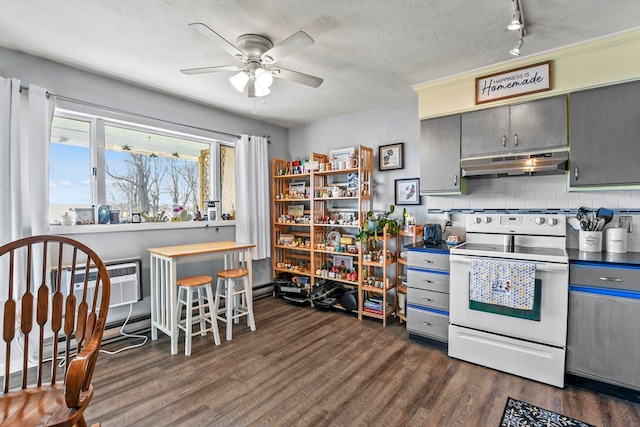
217;269;248;279
177;275;213;287
214;268;255;341
176;275;220;355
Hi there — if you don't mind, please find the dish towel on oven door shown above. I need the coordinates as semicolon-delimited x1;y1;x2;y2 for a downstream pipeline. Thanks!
469;258;541;321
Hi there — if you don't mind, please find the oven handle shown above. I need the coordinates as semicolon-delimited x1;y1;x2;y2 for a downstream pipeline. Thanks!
450;255;568;272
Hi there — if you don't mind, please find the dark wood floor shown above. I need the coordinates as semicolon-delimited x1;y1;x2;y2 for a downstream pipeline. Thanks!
86;297;640;426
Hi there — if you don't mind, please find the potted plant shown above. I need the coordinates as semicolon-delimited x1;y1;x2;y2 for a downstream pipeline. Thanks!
355;205;400;250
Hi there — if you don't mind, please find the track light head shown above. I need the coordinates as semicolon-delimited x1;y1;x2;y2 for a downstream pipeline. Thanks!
508;10;523;31
510;38;524;56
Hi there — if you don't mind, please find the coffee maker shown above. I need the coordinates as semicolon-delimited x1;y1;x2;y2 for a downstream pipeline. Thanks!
423;223;443;245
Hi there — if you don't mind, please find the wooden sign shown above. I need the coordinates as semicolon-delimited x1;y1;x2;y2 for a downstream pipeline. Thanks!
476;61;552;104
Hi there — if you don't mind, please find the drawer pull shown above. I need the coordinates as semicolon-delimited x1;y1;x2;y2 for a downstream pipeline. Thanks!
421;279;434;283
421;321;433;326
423;260;435;263
599;277;623;282
422;297;433;302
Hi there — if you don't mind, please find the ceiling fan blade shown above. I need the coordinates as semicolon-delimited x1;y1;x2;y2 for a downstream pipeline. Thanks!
261;31;314;64
188;22;247;61
269;67;323;88
181;65;244;75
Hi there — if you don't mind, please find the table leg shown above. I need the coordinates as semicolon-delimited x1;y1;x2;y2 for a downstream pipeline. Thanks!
150;254;158;340
169;259;178;355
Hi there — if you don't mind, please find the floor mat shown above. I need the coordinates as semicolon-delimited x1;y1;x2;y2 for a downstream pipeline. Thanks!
499;396;595;427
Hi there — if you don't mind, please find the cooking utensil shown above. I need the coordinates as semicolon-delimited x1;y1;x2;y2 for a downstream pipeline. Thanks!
567;217;582;230
596;207;614;226
596;217;605;231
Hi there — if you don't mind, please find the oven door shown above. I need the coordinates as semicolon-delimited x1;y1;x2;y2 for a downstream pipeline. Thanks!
449;254;569;347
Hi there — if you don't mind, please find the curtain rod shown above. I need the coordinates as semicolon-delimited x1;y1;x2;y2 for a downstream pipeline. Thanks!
18;84;252;141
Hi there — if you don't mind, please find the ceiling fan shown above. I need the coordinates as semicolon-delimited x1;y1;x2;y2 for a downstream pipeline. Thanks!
181;22;323;98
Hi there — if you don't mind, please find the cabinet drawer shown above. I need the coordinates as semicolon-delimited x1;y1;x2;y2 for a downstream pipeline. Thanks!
407;307;448;340
407;251;449;271
407;268;449;293
570;263;640;292
407;287;449;311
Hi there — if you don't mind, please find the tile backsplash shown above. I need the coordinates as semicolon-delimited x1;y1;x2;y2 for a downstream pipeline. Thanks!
425;174;640;252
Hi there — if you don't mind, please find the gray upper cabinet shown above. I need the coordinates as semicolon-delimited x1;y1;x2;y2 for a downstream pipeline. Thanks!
420;114;464;194
569;80;640;187
461;95;568;158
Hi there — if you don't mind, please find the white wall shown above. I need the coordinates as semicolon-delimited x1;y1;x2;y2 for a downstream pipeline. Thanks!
288;98;428;225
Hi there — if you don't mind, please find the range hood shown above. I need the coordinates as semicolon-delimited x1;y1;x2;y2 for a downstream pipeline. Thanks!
461;151;569;178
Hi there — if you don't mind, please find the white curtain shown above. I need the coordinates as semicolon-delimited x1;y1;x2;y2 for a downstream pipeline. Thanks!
235;135;271;260
0;77;56;246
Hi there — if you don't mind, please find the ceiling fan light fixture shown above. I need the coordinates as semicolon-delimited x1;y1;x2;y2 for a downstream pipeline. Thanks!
229;71;249;92
255;86;271;97
255;68;274;89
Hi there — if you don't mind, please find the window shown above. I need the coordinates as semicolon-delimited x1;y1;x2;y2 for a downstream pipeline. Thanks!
49;111;235;224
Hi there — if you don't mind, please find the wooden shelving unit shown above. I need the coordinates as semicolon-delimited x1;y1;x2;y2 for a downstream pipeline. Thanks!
272;146;374;310
359;224;397;326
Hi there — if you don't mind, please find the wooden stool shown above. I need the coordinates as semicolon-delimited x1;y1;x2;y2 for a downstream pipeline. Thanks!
176;275;220;356
214;269;256;340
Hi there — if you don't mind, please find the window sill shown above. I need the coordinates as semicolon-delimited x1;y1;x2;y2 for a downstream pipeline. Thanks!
51;220;237;235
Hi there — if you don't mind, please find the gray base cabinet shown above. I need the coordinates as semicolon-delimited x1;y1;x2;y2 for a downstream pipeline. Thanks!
419;115;465;194
569;80;640;187
406;249;450;342
461;95;567;158
567;262;640;391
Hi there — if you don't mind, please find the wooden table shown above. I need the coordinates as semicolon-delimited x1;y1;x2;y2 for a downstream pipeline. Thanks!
148;241;256;355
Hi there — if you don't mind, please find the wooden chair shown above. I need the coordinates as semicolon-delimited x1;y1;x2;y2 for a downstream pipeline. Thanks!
0;235;111;427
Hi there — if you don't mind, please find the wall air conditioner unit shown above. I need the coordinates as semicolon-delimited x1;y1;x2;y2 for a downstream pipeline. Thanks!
60;258;142;309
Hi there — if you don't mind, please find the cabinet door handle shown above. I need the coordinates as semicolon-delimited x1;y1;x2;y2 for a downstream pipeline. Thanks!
599;277;623;282
502;135;506;148
453;175;458;186
514;134;518;146
574;167;579;181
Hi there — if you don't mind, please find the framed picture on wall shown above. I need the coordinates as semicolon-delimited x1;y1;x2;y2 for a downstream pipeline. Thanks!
395;178;420;205
379;142;404;171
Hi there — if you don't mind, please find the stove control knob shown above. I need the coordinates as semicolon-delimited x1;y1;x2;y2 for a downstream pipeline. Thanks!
548;218;558;226
483;217;492;224
535;217;545;225
473;217;482;224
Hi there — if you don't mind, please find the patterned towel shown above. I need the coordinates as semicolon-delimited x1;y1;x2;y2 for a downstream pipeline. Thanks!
469;258;536;310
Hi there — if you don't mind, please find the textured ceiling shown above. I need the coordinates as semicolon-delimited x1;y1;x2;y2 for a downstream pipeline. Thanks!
0;0;639;128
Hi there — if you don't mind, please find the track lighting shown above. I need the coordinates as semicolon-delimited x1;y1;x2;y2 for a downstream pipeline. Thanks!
507;0;526;56
510;37;524;56
508;0;523;31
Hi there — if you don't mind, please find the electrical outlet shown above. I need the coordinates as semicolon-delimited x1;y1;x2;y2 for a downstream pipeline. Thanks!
619;216;632;233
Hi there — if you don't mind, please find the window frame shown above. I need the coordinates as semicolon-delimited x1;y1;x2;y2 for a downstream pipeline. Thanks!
50;108;234;226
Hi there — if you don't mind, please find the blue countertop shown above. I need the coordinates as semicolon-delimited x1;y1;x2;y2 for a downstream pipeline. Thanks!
568;249;640;267
405;242;451;254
